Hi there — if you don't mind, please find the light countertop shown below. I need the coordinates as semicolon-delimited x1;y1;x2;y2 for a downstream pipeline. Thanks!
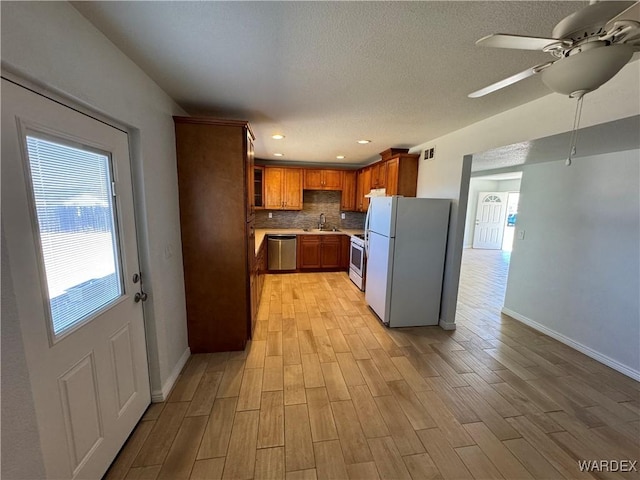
255;228;364;254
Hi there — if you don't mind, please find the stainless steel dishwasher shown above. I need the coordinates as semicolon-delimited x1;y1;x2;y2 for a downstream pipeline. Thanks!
267;234;297;271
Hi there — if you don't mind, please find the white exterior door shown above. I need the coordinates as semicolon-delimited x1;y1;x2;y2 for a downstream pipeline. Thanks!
2;79;150;479
472;192;508;249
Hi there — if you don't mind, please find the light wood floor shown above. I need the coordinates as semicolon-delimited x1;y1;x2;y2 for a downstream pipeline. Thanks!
106;249;640;480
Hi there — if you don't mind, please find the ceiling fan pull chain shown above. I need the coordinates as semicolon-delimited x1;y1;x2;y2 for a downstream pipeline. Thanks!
566;92;585;166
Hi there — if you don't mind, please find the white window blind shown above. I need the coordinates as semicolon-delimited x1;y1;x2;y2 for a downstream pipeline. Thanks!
26;134;123;336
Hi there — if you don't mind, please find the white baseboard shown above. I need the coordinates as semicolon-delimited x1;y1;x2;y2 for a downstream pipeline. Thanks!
151;347;191;402
439;320;457;331
501;307;640;381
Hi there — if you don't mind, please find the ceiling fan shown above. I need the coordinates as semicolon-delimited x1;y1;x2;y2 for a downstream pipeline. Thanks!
468;1;640;99
469;1;640;165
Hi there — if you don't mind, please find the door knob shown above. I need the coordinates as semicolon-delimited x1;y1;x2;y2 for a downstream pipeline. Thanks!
134;291;148;303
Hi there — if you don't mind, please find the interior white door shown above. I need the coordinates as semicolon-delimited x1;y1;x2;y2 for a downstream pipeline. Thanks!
1;79;150;479
472;191;508;249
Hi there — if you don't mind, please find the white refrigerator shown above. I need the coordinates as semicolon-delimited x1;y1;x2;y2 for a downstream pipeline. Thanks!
364;196;450;327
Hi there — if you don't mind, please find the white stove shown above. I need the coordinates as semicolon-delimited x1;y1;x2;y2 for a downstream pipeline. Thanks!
348;234;366;290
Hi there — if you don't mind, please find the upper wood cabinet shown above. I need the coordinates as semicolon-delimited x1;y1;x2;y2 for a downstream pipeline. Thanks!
174;116;255;353
246;137;255;219
284;169;303;209
385;158;399;196
384;153;419;197
254;166;264;209
356;167;372;212
264;167;283;209
370;161;386;189
304;169;343;190
257;148;417;213
264;167;303;210
341;170;357;211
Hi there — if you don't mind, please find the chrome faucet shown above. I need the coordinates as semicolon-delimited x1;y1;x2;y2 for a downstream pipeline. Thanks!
319;213;326;230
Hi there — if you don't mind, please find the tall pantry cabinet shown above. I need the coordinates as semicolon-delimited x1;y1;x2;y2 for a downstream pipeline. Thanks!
174;117;256;352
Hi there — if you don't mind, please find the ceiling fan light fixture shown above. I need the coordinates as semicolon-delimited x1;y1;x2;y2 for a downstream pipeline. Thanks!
540;43;634;96
551;0;635;40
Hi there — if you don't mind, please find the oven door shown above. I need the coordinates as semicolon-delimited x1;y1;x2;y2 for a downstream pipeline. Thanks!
349;240;365;277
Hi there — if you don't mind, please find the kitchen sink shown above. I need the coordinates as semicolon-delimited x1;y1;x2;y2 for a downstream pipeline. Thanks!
303;228;340;232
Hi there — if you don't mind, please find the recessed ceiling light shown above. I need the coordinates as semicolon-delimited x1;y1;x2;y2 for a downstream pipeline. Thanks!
273;153;284;157
357;140;371;144
271;134;285;140
336;155;345;159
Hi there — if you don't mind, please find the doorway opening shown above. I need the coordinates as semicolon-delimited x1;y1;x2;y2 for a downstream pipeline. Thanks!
458;171;522;316
464;172;522;252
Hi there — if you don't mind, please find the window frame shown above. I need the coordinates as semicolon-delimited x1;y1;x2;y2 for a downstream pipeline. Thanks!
20;126;127;345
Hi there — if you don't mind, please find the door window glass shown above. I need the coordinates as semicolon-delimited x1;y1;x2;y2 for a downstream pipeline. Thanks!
25;134;123;336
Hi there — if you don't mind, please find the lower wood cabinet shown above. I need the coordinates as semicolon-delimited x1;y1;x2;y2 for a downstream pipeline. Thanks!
320;235;341;268
298;235;349;270
254;240;267;319
340;235;351;270
257;240;267;295
298;235;321;269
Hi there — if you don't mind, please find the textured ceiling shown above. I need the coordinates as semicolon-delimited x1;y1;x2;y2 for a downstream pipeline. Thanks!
73;1;634;165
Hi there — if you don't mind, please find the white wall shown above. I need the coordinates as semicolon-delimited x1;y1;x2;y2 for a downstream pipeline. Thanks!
1;3;190;472
411;60;640;329
1;229;46;480
503;150;640;378
464;177;521;247
495;179;521;193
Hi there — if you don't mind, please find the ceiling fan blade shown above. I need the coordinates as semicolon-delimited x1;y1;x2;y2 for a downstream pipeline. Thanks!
468;62;554;98
476;33;565;50
605;1;640;31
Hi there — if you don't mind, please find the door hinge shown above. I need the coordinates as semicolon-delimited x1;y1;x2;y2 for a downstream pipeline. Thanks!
111;181;117;197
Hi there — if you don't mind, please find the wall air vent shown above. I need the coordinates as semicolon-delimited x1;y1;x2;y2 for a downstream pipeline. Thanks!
423;146;436;160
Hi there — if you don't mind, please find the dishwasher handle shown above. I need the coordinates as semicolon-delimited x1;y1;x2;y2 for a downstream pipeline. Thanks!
267;234;297;240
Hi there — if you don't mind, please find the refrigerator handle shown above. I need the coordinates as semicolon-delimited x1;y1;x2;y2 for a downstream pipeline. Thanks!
364;203;372;257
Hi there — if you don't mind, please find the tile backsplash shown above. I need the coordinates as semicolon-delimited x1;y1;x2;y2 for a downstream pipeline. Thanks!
255;190;365;230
